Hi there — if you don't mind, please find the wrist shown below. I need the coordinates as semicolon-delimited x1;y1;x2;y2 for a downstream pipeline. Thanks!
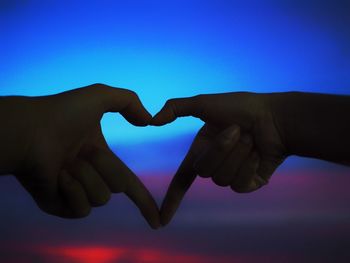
0;96;38;175
264;92;298;156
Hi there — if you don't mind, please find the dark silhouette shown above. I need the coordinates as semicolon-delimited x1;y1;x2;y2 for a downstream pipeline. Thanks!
1;87;350;229
151;92;350;225
0;84;160;229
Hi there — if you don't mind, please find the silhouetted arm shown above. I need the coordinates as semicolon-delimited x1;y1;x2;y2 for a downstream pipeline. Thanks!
269;92;350;165
0;96;35;175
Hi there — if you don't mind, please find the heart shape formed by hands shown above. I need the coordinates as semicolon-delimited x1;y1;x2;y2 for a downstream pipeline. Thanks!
7;84;287;229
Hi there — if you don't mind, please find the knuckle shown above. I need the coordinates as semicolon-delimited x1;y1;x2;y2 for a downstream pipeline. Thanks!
87;83;112;98
165;98;176;107
165;98;179;115
212;176;231;187
91;83;104;88
75;206;91;218
165;98;176;104
193;94;206;107
89;83;108;91
92;191;111;207
198;173;210;178
124;89;139;100
195;165;211;178
193;94;205;101
230;183;249;193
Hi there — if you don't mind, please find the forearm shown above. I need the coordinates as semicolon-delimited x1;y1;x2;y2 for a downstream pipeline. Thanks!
0;96;35;175
269;92;350;165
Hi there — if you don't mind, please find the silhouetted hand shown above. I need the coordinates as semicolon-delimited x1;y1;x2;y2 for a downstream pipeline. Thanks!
0;84;160;228
152;92;287;225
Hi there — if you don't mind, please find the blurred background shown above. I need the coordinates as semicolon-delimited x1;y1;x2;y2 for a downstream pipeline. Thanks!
1;0;350;262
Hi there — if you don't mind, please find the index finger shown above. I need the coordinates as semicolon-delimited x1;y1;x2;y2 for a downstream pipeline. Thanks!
124;173;161;229
151;96;203;126
160;125;215;225
86;147;160;229
160;151;198;226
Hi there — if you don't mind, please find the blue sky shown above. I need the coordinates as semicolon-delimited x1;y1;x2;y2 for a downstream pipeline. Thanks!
1;0;349;144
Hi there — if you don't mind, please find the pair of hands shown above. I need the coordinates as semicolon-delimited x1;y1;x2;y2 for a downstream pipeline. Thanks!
4;84;287;229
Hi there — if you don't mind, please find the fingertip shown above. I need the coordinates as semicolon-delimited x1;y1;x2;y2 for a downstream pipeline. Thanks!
159;193;178;226
131;196;161;229
149;202;161;229
124;175;161;230
116;89;153;126
130;195;161;230
150;109;174;126
145;208;161;229
160;217;170;227
150;99;183;126
159;140;199;227
131;111;152;127
160;208;172;226
148;214;161;229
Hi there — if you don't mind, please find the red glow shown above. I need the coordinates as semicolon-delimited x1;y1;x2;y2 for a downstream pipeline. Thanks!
46;246;125;263
43;245;233;263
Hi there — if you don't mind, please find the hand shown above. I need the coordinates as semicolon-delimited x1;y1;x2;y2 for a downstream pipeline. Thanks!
151;92;288;225
2;84;160;228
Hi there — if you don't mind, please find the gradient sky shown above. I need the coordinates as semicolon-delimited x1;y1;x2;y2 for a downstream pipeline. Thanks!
0;0;350;262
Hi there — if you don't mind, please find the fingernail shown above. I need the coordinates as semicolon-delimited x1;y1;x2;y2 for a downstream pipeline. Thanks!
151;223;161;230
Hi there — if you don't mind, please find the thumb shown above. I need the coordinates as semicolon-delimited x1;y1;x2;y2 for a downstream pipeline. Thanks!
151;96;203;126
64;84;152;126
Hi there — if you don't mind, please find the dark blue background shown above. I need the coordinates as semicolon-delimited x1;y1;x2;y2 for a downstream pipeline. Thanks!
1;0;349;262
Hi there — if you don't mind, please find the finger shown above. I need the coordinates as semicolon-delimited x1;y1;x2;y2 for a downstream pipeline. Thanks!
116;90;152;126
193;125;241;179
69;159;111;207
211;134;253;186
151;96;202;126
160;153;197;226
16;164;74;218
87;148;160;229
58;170;91;218
160;152;198;226
65;84;152;126
230;151;266;193
86;148;129;193
124;174;161;229
160;125;215;226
